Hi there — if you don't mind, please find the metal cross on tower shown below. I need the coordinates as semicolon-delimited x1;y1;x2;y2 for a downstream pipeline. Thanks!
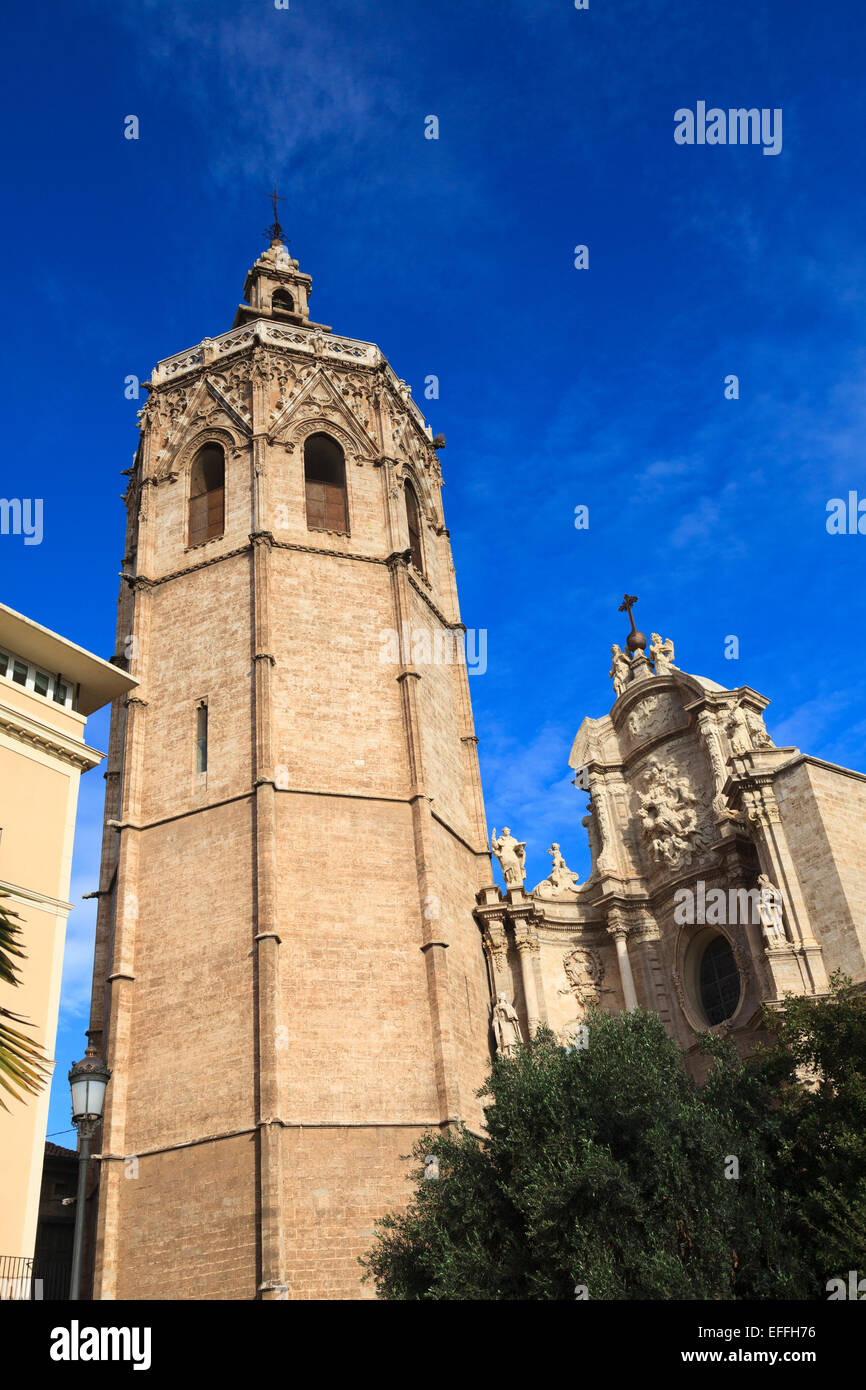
264;182;287;244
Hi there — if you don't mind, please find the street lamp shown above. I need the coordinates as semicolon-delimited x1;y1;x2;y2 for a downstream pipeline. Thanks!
68;1041;111;1301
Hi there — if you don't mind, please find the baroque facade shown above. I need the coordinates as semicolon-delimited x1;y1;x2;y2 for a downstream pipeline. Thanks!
479;614;866;1075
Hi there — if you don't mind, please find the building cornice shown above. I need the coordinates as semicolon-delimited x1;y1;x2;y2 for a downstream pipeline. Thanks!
148;317;432;440
0;706;104;771
0;878;74;916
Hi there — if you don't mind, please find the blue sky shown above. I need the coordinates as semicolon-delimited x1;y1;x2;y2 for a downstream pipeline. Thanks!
0;0;863;1140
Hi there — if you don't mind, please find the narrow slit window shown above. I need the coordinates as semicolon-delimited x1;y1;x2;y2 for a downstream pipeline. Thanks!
405;481;424;573
304;433;348;534
188;445;225;547
196;703;208;774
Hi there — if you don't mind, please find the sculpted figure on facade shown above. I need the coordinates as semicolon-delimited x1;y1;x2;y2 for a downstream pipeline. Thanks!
581;802;601;877
492;993;523;1055
726;702;753;755
491;826;526;889
534;842;580;899
746;708;774;749
649;632;676;675
609;644;631;696
757;874;786;944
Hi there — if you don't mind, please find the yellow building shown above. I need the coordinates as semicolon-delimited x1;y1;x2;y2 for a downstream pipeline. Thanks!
0;602;135;1270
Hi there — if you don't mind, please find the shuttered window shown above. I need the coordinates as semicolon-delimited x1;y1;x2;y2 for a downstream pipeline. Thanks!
188;445;225;547
304;434;347;534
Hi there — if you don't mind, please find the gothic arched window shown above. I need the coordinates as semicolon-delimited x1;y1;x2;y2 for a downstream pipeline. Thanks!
272;288;295;315
699;935;740;1025
188;444;225;547
304;433;348;533
405;481;423;573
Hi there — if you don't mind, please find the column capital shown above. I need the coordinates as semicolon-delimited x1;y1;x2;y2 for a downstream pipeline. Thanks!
513;919;540;953
605;906;632;941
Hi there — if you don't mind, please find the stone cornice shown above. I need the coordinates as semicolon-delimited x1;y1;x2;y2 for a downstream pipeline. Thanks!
773;752;866;787
148;318;433;445
132;536;459;620
99;781;487;856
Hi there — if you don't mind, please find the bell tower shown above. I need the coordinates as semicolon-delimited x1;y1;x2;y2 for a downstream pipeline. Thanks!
88;217;493;1300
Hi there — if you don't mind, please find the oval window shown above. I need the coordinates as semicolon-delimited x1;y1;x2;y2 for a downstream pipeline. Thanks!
699;935;740;1025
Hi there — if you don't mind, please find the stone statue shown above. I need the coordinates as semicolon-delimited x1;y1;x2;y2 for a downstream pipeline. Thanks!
609;644;631;696
746;709;774;749
549;843;579;891
726;703;753;755
757;874;786;943
492;993;522;1055
582;803;601;879
649;632;675;675
491;827;526;888
534;843;580;899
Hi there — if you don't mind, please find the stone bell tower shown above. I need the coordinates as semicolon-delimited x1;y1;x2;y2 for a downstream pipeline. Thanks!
87;213;493;1300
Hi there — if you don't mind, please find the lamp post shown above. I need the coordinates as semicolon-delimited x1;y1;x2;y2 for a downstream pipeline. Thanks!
68;1041;111;1301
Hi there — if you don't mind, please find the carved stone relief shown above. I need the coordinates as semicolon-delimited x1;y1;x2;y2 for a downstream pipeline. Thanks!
634;757;713;871
559;948;605;1010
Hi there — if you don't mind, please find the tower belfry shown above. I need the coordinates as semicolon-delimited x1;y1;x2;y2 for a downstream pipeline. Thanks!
88;207;494;1299
232;192;323;331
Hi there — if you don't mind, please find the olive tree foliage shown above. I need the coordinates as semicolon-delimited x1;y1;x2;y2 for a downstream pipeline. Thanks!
361;1007;816;1300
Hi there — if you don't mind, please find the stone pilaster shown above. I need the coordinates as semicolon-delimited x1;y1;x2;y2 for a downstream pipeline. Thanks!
91;576;151;1299
738;777;829;995
388;551;462;1123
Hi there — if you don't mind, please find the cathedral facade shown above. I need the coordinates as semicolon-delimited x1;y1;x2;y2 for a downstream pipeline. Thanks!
87;233;866;1300
479;615;866;1078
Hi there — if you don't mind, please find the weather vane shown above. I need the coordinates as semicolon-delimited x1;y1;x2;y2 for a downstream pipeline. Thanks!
264;182;287;245
618;593;647;654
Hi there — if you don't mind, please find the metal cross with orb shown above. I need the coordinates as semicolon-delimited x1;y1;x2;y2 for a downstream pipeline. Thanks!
618;592;647;655
618;593;639;632
264;182;287;244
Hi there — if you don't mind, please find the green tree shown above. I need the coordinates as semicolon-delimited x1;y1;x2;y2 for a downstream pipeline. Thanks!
759;972;866;1278
361;1010;809;1300
0;891;52;1109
